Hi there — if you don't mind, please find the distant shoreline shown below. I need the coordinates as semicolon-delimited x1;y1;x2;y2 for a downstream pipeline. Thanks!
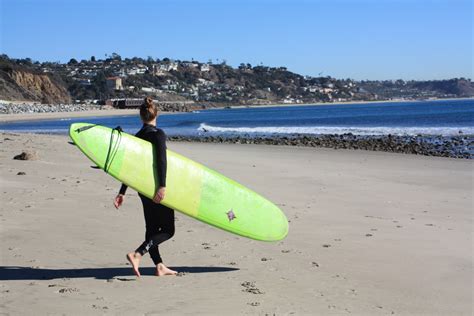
0;97;472;123
225;97;474;110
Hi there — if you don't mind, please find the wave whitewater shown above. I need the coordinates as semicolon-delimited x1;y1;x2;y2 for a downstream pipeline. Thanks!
198;123;474;136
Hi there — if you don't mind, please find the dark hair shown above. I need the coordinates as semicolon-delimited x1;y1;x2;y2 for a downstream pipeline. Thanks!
139;97;159;122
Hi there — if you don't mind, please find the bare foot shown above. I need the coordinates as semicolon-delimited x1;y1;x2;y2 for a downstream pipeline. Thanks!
126;252;142;277
156;263;177;276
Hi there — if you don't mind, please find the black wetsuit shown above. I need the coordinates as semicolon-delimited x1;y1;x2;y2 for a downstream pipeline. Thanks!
119;123;175;265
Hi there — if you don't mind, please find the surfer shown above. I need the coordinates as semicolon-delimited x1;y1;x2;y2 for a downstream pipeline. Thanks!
113;97;177;277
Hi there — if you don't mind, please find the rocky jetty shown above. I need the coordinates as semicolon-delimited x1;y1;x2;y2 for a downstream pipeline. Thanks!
157;102;194;112
0;102;102;114
169;134;473;159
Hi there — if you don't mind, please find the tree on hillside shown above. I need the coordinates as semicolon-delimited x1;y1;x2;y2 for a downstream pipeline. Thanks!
68;58;78;65
111;52;122;61
92;71;109;99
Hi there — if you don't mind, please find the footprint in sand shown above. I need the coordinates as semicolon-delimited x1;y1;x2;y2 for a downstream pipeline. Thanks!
57;287;79;294
241;281;264;294
92;304;109;310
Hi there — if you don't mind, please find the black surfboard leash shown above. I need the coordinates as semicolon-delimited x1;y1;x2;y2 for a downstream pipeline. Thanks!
74;124;123;173
104;126;123;173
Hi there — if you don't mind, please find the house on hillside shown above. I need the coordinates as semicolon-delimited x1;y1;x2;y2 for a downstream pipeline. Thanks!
126;65;148;76
200;64;211;72
106;77;123;90
158;62;178;72
152;64;167;76
182;62;199;68
136;64;148;74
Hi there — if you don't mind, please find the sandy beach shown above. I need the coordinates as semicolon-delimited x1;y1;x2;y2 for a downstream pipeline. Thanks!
0;109;141;123
0;133;472;315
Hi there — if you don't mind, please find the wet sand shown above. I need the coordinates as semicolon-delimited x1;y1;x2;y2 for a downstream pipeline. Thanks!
0;133;472;315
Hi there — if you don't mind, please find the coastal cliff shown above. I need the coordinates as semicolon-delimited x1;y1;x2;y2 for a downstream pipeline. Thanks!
0;59;71;104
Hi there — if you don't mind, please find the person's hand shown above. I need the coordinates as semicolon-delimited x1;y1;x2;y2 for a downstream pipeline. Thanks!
114;194;124;209
153;187;166;204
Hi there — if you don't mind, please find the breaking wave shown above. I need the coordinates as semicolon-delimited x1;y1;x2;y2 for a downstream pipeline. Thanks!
198;123;474;136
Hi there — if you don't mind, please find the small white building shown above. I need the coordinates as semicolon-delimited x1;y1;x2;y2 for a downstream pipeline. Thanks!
141;87;161;94
182;62;198;68
159;62;178;72
127;68;138;75
136;64;148;74
161;84;178;91
152;64;167;76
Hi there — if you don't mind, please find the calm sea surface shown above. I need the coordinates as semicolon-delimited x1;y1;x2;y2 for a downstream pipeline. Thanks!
1;99;473;137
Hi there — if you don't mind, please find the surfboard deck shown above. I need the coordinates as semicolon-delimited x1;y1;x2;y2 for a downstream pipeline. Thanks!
69;123;288;241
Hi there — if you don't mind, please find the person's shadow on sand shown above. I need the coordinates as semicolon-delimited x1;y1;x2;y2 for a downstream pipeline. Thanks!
0;266;239;281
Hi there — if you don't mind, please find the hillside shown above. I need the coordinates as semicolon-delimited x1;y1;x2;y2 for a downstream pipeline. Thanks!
0;54;472;105
0;56;71;104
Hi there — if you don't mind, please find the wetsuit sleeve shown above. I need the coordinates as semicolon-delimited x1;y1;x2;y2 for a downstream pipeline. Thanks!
153;129;167;187
117;130;142;195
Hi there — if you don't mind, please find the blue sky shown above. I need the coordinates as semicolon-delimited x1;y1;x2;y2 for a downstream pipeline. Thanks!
0;0;472;80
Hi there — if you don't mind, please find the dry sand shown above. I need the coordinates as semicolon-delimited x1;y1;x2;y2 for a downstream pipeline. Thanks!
0;133;472;315
0;109;140;123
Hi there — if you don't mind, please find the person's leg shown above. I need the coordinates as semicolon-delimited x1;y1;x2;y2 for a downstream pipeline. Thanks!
151;204;177;276
126;194;158;277
130;196;177;276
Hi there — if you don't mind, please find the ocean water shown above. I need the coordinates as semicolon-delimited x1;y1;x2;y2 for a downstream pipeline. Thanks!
0;99;473;137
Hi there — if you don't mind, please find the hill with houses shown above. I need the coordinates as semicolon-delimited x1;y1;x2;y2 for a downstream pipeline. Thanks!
1;54;472;106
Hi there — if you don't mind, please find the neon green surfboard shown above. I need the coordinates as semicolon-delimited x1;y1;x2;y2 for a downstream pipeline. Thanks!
69;123;288;241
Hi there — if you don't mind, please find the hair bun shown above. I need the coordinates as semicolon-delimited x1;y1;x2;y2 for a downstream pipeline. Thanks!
145;97;154;108
140;96;159;122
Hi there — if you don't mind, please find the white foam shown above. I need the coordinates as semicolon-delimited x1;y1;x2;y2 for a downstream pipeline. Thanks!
198;123;474;136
